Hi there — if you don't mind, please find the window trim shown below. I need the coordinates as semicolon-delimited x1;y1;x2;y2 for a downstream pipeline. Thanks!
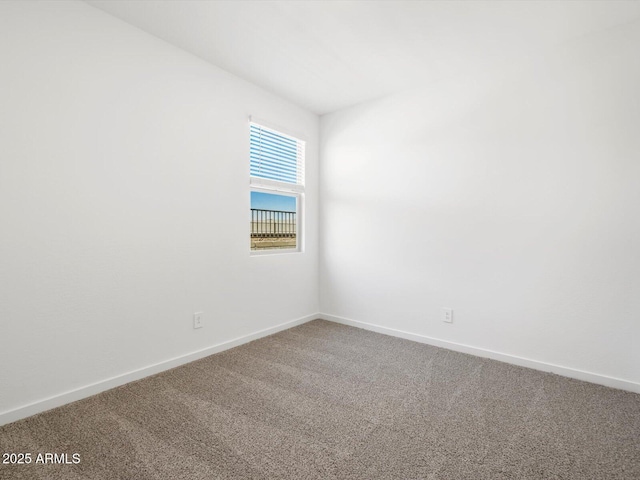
249;186;302;256
248;117;305;255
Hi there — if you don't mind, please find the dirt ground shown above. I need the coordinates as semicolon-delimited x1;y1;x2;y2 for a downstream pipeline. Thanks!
251;236;297;250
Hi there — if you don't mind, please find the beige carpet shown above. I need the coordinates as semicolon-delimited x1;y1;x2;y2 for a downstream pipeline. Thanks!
1;319;639;479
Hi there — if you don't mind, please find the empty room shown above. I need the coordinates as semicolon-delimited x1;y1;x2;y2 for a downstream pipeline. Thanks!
1;0;639;478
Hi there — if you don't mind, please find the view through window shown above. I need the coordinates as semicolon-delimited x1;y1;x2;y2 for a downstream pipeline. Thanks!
250;191;297;250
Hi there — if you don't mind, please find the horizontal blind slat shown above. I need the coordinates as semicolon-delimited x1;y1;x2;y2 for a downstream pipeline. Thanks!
250;124;298;144
250;148;297;163
250;133;298;150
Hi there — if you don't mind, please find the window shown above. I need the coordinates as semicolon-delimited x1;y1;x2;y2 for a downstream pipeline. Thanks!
249;121;305;252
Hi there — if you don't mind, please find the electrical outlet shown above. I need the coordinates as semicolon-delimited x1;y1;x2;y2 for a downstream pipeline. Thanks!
442;308;453;323
193;312;203;329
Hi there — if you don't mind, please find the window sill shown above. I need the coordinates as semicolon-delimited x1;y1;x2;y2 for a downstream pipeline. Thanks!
250;248;302;257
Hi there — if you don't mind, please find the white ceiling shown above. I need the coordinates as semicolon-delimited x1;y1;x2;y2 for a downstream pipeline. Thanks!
86;0;640;115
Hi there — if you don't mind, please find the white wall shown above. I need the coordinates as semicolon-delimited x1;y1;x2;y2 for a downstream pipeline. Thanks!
0;1;318;419
320;20;640;386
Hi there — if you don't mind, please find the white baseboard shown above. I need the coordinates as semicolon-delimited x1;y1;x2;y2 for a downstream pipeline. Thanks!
0;313;319;427
3;311;636;427
320;313;640;394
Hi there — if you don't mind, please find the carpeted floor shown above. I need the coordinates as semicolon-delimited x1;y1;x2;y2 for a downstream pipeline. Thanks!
1;319;639;479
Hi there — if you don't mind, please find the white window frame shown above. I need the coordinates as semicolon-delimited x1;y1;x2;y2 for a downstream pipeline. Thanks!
249;118;305;255
249;187;302;255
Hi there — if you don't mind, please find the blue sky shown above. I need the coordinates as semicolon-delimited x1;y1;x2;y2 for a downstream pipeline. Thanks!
251;191;296;212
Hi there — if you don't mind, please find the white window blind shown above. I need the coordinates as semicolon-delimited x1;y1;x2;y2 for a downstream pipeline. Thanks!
250;122;305;192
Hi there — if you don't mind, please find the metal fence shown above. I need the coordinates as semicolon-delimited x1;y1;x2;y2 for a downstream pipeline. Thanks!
251;209;297;238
